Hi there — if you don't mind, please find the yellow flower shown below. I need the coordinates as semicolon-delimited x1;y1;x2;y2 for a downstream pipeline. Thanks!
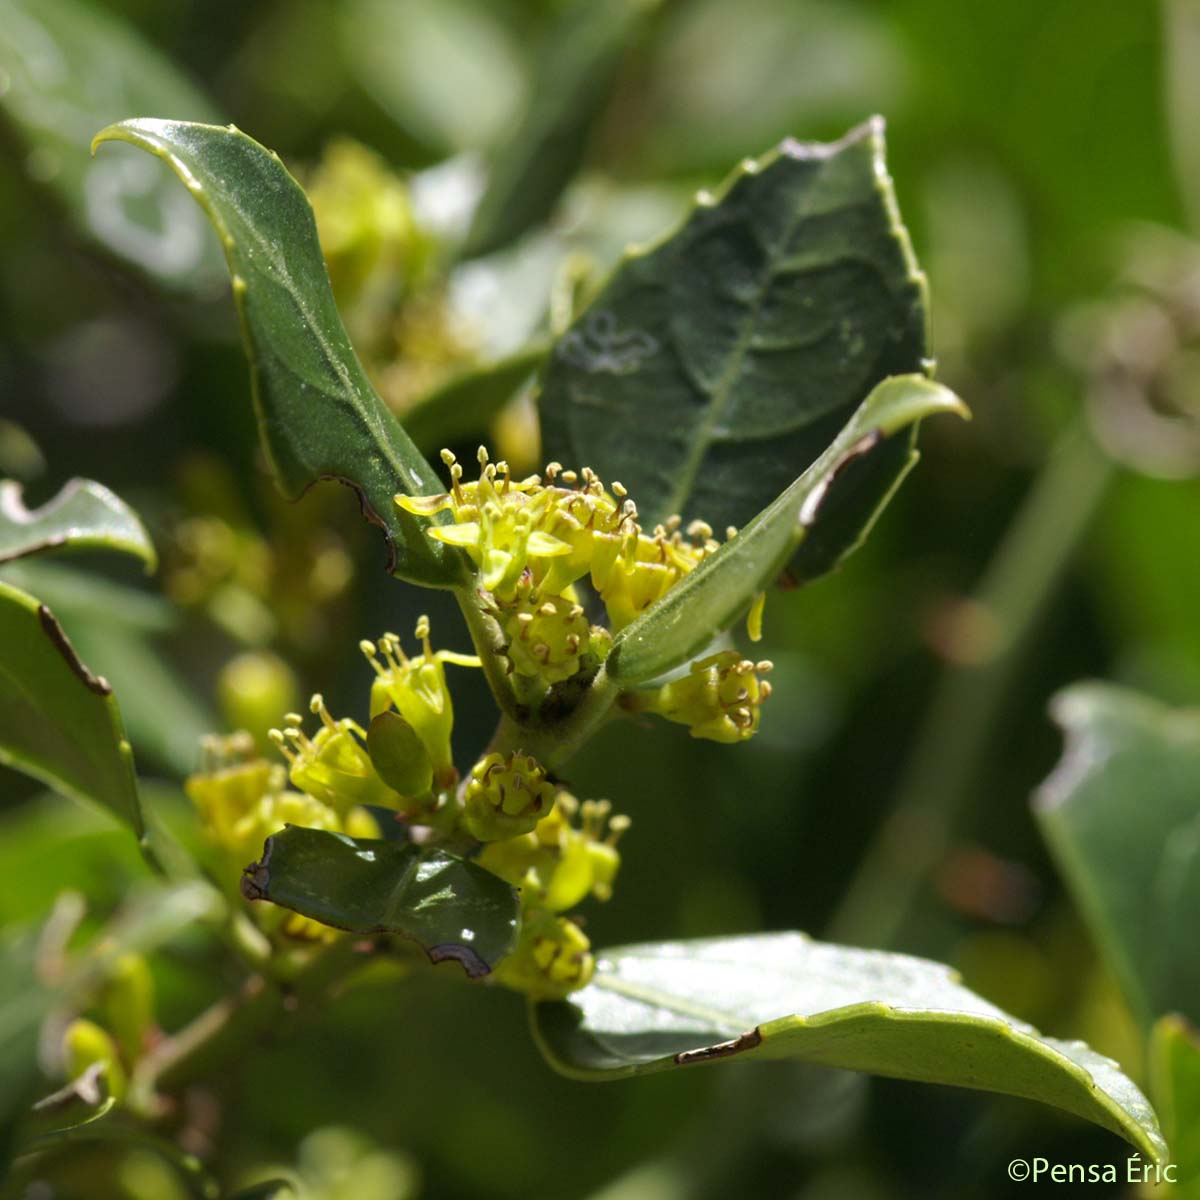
477;793;628;912
498;584;597;684
269;695;398;814
396;447;762;637
359;615;479;787
491;912;595;1000
463;750;556;841
627;650;774;743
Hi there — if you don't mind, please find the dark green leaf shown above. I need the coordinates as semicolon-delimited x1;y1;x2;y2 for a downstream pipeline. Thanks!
532;933;1165;1162
241;826;519;977
0;478;155;571
1149;1015;1200;1187
92;119;461;587
538;117;929;538
404;341;549;454
0;580;143;839
1036;684;1200;1030
607;375;965;683
466;0;659;257
0;0;224;293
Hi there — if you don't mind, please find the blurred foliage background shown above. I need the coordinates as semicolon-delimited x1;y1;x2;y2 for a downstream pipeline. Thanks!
2;0;1198;1197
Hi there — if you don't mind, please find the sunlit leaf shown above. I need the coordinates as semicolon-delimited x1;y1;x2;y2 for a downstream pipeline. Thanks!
1036;684;1200;1030
92;119;461;587
539;117;929;540
0;478;155;571
532;932;1166;1162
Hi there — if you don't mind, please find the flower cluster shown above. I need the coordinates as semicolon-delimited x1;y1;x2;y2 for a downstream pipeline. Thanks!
398;449;728;627
396;447;772;742
187;617;623;999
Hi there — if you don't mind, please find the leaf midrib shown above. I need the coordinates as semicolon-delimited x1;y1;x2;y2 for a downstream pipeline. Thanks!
659;162;867;522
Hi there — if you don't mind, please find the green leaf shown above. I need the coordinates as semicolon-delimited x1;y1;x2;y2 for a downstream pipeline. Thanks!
0;928;52;1170
607;375;965;683
466;0;659;258
538;117;929;539
0;0;224;293
240;826;519;977
1036;684;1200;1031
0;580;143;839
0;478;155;571
1150;1015;1200;1187
531;933;1166;1162
403;341;549;454
91;119;460;588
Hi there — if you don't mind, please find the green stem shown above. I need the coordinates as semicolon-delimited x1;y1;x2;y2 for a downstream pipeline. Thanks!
826;425;1114;948
489;664;620;771
127;937;365;1115
455;585;522;722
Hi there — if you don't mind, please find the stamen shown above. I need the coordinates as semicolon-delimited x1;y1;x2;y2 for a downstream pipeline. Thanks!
415;615;433;658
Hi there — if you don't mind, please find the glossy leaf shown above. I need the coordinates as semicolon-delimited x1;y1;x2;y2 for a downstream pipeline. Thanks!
538;117;929;538
241;826;519;977
1036;684;1200;1030
0;0;223;293
0;580;143;839
532;933;1165;1162
1150;1015;1200;1187
92;119;460;587
607;375;965;683
466;0;659;258
0;478;155;571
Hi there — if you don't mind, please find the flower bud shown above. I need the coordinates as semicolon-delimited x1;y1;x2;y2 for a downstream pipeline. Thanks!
63;1018;126;1102
463;751;555;841
492;912;595;1000
631;650;773;743
102;953;156;1066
